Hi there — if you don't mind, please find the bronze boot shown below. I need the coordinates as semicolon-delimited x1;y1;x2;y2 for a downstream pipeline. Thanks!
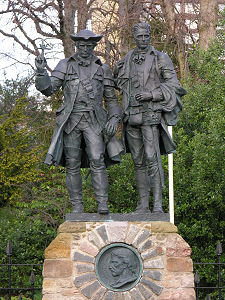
135;168;150;213
91;169;109;214
71;199;84;213
151;169;164;213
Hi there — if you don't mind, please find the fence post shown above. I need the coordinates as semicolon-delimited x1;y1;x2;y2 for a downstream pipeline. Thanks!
30;270;35;300
6;241;12;300
206;295;211;300
216;241;222;300
194;270;200;300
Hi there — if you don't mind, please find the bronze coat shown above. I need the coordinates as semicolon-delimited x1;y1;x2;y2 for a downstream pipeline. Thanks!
35;54;123;167
114;47;186;155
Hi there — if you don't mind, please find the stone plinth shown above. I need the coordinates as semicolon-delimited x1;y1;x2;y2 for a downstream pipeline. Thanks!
42;221;196;300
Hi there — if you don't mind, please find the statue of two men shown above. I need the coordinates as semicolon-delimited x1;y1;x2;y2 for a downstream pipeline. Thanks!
35;23;186;215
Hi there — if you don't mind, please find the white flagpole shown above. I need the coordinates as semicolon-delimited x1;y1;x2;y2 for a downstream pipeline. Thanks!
168;126;174;224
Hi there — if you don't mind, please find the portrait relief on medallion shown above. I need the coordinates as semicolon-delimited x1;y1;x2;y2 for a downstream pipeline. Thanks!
73;225;164;298
95;243;143;291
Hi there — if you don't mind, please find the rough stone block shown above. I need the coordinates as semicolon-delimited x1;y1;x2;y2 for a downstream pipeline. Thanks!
130;287;144;299
166;234;192;257
158;288;196;300
74;252;94;263
138;238;152;252
140;277;163;295
123;292;132;300
92;286;107;300
167;257;193;272
125;224;140;244
76;263;94;274
74;272;96;288
42;279;55;293
133;228;151;247
151;222;178;233
144;257;165;269
62;288;77;297
43;260;72;278
72;234;81;241
88;230;105;249
114;292;124;300
96;225;108;243
156;233;167;241
56;278;73;289
79;239;99;256
104;290;114;300
143;270;162;281
58;222;86;233
137;283;153;299
141;247;163;260
81;280;100;299
106;222;128;242
181;273;194;288
163;273;181;288
45;233;71;259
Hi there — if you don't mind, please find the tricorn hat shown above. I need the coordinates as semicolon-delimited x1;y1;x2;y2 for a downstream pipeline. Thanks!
70;29;103;42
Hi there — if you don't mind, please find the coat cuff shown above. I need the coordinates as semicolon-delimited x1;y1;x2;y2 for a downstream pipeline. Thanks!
108;105;122;119
151;87;164;102
35;72;51;91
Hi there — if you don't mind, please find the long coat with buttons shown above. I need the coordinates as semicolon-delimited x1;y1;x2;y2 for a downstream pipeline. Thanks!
35;54;123;167
113;46;187;155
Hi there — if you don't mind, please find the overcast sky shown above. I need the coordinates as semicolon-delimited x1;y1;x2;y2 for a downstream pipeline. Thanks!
0;2;66;83
0;2;93;83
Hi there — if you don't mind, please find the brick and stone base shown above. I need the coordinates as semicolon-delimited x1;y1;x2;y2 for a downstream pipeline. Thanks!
42;221;196;300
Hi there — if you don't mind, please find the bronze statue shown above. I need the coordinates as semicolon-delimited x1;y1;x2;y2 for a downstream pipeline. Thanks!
114;23;186;213
35;30;123;214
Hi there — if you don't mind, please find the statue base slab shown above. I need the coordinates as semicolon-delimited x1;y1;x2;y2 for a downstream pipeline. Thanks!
66;212;170;222
42;220;196;300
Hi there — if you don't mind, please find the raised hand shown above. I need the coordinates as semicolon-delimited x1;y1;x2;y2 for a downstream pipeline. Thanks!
35;40;50;72
35;53;47;73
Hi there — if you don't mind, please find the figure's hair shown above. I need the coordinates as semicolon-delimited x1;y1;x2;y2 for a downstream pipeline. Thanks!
132;22;151;37
111;248;137;275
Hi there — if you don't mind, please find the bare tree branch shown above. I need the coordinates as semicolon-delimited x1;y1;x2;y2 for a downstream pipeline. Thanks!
0;29;38;56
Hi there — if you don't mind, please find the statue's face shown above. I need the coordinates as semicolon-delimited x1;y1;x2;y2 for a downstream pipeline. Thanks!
77;40;95;58
133;28;151;50
109;255;126;277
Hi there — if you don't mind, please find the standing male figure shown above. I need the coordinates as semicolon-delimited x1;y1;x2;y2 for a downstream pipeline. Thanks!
35;29;123;214
114;22;186;213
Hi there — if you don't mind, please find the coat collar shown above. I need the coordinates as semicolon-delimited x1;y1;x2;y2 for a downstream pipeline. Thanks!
118;46;157;79
68;53;102;79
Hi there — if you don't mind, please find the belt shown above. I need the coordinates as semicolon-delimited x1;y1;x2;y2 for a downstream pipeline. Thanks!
71;106;93;113
71;107;95;125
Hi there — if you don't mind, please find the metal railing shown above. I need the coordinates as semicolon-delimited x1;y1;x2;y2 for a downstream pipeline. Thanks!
0;241;42;300
194;241;225;300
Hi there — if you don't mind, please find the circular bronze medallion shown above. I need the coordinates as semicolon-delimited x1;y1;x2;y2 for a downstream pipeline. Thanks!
95;243;143;292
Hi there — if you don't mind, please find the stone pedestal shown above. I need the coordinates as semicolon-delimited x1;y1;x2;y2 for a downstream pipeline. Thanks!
42;221;196;300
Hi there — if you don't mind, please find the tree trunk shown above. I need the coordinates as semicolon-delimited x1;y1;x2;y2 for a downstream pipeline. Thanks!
118;0;143;55
160;0;189;77
199;0;218;50
62;0;77;57
77;0;89;32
